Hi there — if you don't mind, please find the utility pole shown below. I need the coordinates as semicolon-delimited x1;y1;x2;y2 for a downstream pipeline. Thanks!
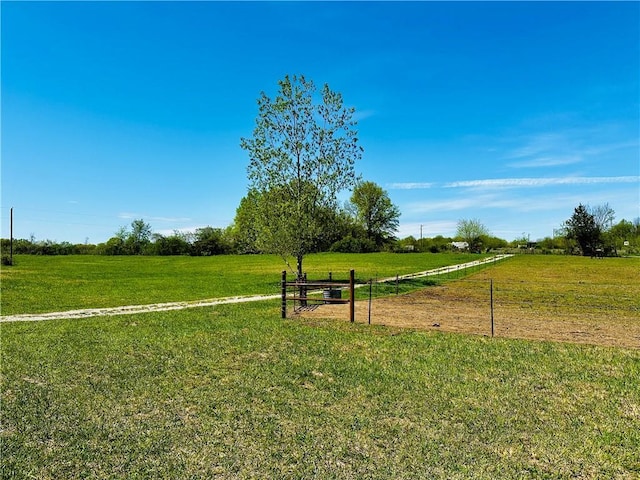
420;224;423;251
10;207;14;263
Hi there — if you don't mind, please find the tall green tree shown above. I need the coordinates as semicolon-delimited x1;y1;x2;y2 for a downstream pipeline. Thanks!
349;181;400;247
240;74;362;277
104;220;151;255
126;219;152;255
564;204;601;255
455;218;490;253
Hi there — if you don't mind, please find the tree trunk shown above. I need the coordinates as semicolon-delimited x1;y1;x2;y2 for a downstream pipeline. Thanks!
297;254;303;279
297;254;306;307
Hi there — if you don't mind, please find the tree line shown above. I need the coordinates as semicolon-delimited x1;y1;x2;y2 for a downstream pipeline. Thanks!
1;224;234;257
4;203;638;260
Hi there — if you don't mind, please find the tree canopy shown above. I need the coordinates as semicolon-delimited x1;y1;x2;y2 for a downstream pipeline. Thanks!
240;74;362;276
589;203;615;232
564;204;602;255
349;181;400;247
455;218;490;253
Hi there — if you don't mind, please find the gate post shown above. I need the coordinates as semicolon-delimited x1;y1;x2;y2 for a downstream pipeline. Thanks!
281;270;287;319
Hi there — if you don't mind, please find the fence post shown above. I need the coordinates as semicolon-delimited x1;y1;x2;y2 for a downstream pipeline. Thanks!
490;279;494;337
281;270;287;319
349;269;355;323
300;272;307;307
328;271;333;297
396;274;399;295
368;279;372;325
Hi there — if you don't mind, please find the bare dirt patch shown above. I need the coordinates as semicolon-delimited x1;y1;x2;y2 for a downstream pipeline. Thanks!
298;285;640;349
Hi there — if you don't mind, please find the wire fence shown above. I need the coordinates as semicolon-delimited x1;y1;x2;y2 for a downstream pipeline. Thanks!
302;275;640;349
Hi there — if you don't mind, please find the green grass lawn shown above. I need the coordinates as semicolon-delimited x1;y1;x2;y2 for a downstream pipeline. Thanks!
0;252;487;315
2;253;638;478
2;303;638;479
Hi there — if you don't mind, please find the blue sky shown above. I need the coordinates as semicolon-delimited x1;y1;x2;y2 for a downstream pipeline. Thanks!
2;1;638;245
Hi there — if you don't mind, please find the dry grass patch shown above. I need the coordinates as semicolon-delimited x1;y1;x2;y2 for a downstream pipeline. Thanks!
300;255;640;349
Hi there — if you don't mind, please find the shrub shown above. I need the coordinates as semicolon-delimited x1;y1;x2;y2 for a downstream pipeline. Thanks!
330;235;377;253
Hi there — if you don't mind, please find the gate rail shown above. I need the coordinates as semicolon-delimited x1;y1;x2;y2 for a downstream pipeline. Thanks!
281;269;355;322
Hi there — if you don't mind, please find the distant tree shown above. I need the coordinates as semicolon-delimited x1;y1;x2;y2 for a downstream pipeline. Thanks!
589;203;615;232
1;238;94;256
455;218;490;253
425;235;454;253
480;235;508;251
240;74;361;277
1;237;33;254
115;226;128;242
56;241;75;255
74;243;97;255
192;226;231;256
330;235;377;254
397;235;419;252
538;236;564;251
104;236;126;255
326;207;362;250
152;232;191;256
511;233;531;248
609;219;634;241
125;219;152;255
563;204;601;256
587;203;616;253
606;218;640;253
349;181;400;247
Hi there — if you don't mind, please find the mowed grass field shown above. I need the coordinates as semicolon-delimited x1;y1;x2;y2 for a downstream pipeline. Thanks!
1;253;639;478
0;252;486;315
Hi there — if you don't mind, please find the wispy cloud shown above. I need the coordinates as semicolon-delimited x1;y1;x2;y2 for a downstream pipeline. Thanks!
582;140;639;156
506;133;568;160
387;182;434;190
504;129;638;169
445;176;640;189
118;212;192;223
390;176;639;191
508;155;582;168
406;198;483;213
353;109;376;122
407;193;528;214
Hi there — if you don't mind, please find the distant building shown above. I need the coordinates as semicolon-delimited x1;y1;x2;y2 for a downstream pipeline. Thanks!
451;241;469;250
